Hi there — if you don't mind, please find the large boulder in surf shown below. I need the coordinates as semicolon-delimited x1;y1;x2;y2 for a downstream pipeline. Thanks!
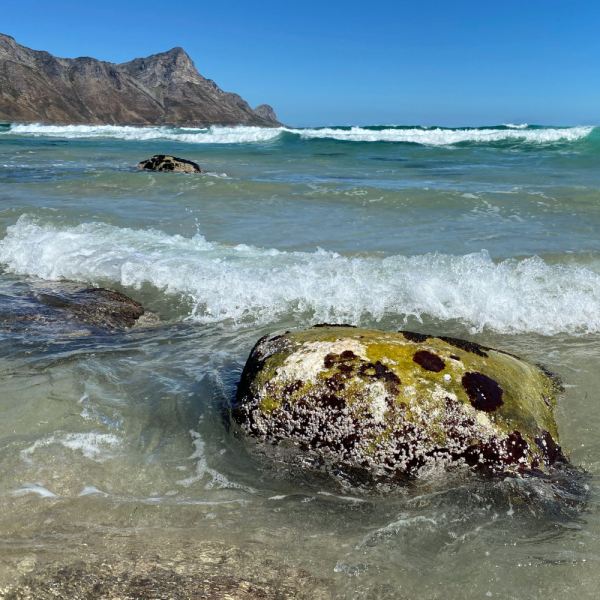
137;155;202;174
233;326;564;482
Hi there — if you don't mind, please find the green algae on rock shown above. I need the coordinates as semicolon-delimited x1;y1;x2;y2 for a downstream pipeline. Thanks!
234;326;565;481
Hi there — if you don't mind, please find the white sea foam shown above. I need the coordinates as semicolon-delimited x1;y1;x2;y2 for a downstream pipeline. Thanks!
21;431;121;462
295;125;593;144
2;215;600;335
12;484;58;498
78;486;109;497
3;123;593;146
4;123;283;144
176;429;253;492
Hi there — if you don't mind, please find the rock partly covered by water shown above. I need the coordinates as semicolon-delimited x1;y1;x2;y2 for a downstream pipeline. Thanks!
234;326;564;481
137;155;202;173
27;282;158;331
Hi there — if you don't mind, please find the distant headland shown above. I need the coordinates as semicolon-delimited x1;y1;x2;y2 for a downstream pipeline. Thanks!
0;33;281;128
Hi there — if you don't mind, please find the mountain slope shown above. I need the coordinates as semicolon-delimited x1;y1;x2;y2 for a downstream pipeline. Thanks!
0;34;280;127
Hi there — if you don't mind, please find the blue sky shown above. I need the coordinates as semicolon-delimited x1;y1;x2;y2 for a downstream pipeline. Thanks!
3;0;599;126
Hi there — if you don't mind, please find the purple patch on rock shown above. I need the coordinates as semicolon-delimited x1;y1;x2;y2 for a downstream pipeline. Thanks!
462;372;504;412
413;350;446;373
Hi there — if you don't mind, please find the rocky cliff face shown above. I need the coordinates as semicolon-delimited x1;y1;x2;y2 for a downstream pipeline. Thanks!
0;33;280;127
253;104;279;124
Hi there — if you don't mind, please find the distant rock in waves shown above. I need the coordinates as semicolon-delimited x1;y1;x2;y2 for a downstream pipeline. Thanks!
137;155;203;174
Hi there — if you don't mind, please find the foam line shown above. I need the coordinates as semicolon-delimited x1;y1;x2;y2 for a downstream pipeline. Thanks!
2;124;593;146
2;215;600;335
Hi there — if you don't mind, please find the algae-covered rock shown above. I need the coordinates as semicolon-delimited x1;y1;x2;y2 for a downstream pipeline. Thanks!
234;326;565;481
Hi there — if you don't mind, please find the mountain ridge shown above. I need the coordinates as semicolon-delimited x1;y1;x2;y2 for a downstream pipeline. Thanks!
0;34;281;127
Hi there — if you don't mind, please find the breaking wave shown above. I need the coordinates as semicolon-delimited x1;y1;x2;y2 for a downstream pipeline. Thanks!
2;123;594;146
4;123;283;144
294;125;593;145
2;215;600;335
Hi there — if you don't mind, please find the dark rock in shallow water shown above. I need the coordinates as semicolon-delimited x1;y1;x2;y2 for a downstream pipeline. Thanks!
24;282;158;331
233;326;565;483
137;155;202;173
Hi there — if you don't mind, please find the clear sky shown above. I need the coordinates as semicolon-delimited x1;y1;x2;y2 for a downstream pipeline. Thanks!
3;0;599;127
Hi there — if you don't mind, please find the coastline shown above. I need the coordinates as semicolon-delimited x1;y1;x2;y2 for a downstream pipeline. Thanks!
0;120;285;128
1;120;600;599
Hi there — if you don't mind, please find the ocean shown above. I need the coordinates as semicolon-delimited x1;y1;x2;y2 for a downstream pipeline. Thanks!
0;122;599;598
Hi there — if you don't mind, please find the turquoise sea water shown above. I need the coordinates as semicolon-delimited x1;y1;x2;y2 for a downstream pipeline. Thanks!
0;122;599;598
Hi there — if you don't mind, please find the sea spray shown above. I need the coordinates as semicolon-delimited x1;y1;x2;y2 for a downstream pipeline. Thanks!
2;214;600;335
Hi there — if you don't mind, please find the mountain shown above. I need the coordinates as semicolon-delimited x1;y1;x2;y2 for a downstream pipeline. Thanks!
252;104;279;124
0;33;281;127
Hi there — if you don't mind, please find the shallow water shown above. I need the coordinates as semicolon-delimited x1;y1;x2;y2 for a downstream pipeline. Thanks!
0;123;599;598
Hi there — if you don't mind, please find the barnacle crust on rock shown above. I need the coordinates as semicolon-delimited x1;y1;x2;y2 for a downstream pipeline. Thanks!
233;326;564;482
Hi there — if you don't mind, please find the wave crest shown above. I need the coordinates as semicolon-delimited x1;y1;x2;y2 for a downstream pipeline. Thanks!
5;124;283;144
2;215;600;335
295;125;592;144
2;123;594;146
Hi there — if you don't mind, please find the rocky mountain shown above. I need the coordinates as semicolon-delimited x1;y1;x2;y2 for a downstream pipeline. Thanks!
253;104;279;124
0;33;281;127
